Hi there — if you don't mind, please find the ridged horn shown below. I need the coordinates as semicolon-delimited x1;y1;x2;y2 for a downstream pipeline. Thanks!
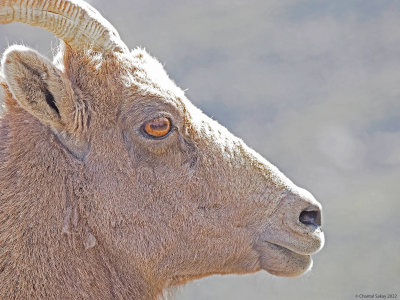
0;0;128;53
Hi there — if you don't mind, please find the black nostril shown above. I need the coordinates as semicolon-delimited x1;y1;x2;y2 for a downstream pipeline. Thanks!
299;208;321;227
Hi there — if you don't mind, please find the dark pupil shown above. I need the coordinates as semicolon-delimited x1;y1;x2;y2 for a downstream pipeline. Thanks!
150;121;168;130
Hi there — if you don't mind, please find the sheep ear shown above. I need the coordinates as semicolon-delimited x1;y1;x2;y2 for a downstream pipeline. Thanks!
1;45;75;132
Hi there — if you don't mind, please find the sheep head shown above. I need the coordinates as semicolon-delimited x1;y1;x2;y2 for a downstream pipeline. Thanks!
0;0;324;294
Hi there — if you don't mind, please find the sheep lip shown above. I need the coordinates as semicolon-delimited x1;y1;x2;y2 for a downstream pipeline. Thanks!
260;240;309;256
258;228;325;256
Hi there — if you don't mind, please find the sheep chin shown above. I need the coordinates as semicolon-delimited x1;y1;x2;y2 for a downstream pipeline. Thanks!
256;241;313;277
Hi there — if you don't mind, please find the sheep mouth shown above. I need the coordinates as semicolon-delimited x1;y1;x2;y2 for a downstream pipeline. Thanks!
255;241;313;277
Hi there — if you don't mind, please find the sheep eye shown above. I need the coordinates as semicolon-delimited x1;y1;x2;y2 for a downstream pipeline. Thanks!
143;117;171;138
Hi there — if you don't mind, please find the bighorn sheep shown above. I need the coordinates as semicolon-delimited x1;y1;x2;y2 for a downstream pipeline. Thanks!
0;0;324;299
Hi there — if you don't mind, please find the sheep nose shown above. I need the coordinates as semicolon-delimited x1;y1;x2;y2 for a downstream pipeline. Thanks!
299;206;321;227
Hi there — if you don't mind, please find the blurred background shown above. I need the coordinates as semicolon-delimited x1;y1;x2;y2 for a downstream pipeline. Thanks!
1;0;399;299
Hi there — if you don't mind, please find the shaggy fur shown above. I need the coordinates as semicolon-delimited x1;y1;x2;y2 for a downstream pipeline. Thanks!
0;2;324;299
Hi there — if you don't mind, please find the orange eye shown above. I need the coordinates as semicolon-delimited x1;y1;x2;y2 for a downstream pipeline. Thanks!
143;117;171;138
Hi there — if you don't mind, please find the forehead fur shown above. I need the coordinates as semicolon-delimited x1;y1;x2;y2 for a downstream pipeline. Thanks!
118;47;204;133
60;46;191;120
124;48;186;102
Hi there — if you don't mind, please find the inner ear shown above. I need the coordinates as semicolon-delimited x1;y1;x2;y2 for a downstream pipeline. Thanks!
1;45;75;131
44;88;60;115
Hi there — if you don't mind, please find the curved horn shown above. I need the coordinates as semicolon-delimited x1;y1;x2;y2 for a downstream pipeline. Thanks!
0;0;128;53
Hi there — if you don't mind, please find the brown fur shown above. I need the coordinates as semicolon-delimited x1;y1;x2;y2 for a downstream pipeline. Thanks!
0;7;324;300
